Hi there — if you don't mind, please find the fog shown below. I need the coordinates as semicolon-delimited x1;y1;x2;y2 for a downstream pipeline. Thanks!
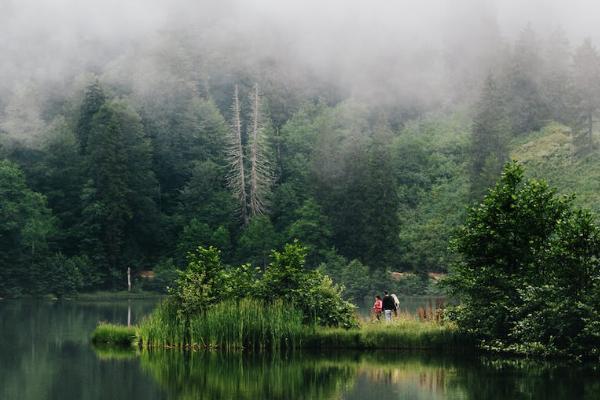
1;0;600;133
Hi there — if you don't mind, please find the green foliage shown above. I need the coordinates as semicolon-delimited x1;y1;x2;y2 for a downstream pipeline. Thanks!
470;74;510;199
176;219;231;264
311;102;400;270
393;112;470;272
37;253;84;297
260;242;357;328
287;198;332;266
75;80;106;154
0;160;56;296
140;258;178;293
81;99;159;287
237;215;280;267
171;246;225;318
446;161;600;359
149;241;357;336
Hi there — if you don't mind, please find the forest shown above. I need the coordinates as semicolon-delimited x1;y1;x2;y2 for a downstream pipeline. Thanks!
2;14;600;301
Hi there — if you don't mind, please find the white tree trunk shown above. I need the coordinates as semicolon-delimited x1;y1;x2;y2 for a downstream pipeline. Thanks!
226;85;249;225
248;84;272;217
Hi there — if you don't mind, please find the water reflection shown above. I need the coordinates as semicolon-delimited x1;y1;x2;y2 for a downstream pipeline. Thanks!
137;351;600;400
0;299;160;400
1;300;599;400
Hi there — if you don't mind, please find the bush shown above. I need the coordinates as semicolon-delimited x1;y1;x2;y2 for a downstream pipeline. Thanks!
164;241;357;329
170;246;225;318
445;162;600;359
259;242;358;328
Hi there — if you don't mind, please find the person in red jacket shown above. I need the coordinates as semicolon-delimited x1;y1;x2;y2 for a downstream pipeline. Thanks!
372;295;383;321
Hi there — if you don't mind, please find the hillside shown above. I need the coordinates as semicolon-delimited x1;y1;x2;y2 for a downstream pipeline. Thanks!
511;123;600;214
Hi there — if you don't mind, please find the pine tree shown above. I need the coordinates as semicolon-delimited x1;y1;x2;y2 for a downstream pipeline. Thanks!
362;120;401;269
571;38;600;152
82;100;158;287
225;85;249;225
541;28;572;124
471;74;510;199
248;84;273;217
75;79;106;154
507;25;547;134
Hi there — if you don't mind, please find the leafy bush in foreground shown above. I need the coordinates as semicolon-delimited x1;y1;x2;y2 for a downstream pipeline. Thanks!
446;162;600;359
169;241;357;328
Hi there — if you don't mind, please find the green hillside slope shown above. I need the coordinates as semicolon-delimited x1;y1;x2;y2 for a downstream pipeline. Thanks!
511;123;600;214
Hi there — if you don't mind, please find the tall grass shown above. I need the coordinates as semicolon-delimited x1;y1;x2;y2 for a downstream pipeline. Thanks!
138;300;186;348
138;299;304;350
91;322;137;346
302;315;472;350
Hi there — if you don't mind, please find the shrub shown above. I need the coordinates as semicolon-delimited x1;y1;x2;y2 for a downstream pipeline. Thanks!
259;242;358;328
170;246;225;318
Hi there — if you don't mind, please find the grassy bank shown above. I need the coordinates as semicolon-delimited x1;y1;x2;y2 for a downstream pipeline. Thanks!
304;319;469;350
93;304;470;352
91;322;137;346
77;290;163;301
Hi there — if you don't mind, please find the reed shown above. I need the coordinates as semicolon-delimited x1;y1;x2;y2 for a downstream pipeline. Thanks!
91;322;137;347
137;300;186;348
97;304;472;352
138;299;304;350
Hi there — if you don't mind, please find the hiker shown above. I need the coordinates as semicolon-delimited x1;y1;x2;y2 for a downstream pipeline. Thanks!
372;295;383;321
391;293;400;317
382;291;395;322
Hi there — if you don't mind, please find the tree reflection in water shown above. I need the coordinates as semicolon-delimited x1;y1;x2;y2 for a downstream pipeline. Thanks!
136;351;600;400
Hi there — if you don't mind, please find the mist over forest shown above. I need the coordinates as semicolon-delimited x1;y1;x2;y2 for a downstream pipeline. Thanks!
2;0;600;299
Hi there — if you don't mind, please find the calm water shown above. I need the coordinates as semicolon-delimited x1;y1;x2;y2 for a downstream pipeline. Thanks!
1;299;598;400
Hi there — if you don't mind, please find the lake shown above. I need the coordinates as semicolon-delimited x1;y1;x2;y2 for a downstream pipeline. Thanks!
1;299;598;399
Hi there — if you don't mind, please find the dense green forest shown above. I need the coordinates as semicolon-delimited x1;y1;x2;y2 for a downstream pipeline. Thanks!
2;24;600;299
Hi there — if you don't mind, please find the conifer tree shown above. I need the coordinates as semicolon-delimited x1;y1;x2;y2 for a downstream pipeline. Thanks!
571;38;600;152
542;28;572;124
82;100;158;287
471;74;510;199
507;25;547;134
75;79;106;154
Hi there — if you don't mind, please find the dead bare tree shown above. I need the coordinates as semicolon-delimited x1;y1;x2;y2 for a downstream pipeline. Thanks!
226;85;249;225
248;83;272;217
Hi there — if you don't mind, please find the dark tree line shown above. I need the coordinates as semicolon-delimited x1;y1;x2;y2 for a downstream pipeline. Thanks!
2;24;600;299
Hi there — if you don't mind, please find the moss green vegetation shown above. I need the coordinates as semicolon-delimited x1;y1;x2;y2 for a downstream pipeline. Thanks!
91;322;137;347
